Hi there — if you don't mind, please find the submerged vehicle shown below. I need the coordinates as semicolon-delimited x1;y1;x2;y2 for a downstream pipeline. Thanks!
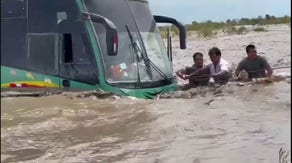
1;0;186;99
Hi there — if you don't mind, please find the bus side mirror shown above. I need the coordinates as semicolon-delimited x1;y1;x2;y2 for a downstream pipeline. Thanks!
81;12;118;56
154;15;186;49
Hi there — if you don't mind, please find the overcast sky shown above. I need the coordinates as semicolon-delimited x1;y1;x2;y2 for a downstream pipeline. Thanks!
148;0;291;24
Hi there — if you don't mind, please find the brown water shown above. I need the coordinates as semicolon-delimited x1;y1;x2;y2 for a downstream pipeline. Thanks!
1;81;291;163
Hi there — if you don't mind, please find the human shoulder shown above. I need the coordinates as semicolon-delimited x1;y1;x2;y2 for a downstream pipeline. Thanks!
256;55;270;65
206;63;212;67
184;66;197;74
220;58;231;67
238;57;249;65
241;57;249;61
220;58;229;64
257;55;271;68
205;63;213;69
185;66;196;71
257;55;268;61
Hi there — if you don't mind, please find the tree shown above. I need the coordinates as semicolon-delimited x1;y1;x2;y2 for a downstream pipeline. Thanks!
231;19;238;25
206;20;213;24
284;15;290;19
265;14;271;20
258;16;263;20
239;18;249;25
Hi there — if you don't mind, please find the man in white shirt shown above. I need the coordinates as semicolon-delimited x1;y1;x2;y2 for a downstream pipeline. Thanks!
184;47;232;84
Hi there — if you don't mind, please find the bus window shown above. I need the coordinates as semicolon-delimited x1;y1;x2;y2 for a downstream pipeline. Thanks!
57;12;67;24
63;33;73;63
1;0;27;19
1;18;27;69
1;0;27;69
28;0;57;33
27;34;58;75
59;31;99;84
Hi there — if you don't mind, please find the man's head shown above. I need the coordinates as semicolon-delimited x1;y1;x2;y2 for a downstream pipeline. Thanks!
208;47;221;65
246;44;257;59
192;52;204;68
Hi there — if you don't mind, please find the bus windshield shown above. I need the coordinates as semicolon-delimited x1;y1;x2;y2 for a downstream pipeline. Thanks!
84;0;173;87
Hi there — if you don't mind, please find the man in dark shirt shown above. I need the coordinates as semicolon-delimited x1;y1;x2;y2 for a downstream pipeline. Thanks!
235;44;273;79
176;52;210;89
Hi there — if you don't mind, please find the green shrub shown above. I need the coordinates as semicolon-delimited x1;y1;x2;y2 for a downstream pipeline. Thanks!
224;25;237;34
159;15;289;37
224;25;247;35
253;27;266;32
197;26;217;38
236;26;247;34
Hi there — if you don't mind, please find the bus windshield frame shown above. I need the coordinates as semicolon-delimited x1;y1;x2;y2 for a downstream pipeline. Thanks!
84;0;173;89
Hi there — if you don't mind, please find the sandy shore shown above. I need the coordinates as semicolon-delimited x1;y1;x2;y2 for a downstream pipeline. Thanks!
171;24;291;85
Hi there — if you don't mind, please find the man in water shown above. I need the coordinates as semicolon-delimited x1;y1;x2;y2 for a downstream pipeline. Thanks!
176;52;210;89
185;47;232;84
235;44;273;80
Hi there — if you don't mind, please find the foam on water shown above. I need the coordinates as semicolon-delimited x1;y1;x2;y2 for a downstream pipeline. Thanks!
1;81;290;163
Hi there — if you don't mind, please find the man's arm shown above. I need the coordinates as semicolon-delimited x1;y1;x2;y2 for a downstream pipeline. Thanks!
262;58;273;77
266;68;273;78
211;70;230;78
176;68;187;79
235;61;244;77
185;66;210;79
211;63;232;82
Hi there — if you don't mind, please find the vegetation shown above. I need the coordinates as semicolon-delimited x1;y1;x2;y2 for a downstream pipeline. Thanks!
253;27;266;32
224;25;247;35
159;14;290;38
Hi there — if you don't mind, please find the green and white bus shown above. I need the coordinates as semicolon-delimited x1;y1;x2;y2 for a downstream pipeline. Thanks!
1;0;186;99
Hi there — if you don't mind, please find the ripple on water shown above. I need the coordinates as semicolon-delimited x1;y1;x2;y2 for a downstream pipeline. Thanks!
1;81;291;163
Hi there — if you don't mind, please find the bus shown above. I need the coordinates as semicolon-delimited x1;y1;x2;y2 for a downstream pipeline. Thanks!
1;0;186;99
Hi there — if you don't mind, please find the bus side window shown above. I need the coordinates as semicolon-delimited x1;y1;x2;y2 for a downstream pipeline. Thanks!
58;28;99;84
55;2;99;85
1;0;27;19
63;33;73;63
59;32;99;84
28;0;57;33
27;34;58;75
1;0;27;69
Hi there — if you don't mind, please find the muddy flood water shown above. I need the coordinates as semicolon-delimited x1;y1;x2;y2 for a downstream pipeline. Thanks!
1;24;291;163
1;80;291;163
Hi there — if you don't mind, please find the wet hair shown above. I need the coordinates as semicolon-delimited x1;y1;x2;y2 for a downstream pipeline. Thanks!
193;52;203;60
208;47;221;56
246;44;256;53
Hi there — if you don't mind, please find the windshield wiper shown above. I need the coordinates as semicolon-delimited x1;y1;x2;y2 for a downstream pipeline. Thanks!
125;25;169;81
126;25;153;80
